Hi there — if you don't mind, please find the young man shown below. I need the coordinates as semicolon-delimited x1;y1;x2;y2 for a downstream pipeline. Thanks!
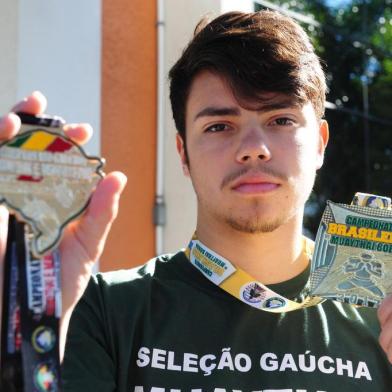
1;9;392;392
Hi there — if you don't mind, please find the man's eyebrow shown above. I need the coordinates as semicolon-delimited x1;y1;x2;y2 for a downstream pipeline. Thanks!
254;100;301;113
193;107;240;122
193;100;301;122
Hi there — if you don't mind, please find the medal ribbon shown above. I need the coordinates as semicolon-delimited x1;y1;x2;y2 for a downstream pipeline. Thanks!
1;217;62;392
1;112;103;391
185;234;323;313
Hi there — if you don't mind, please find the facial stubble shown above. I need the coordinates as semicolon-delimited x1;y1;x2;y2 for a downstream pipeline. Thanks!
191;167;315;235
186;141;316;234
194;177;298;235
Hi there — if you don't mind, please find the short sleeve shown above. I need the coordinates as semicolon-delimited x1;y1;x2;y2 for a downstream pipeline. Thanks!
61;275;116;392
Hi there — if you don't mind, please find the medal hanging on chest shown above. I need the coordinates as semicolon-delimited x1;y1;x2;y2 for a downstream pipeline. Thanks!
186;193;392;313
309;193;392;308
0;113;104;391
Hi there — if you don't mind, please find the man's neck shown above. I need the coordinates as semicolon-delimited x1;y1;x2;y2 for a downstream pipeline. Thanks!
195;213;308;285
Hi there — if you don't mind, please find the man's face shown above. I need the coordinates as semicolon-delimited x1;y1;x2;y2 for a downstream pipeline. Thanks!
177;71;329;233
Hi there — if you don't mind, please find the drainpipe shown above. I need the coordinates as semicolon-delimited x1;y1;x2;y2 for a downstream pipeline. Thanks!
154;0;166;256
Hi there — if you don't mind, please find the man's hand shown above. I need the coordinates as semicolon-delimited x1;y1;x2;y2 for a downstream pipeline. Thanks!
0;91;127;357
378;295;392;364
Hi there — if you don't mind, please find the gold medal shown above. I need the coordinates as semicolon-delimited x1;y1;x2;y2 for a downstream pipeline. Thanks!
309;193;392;308
186;193;392;312
0;112;104;392
0;113;104;257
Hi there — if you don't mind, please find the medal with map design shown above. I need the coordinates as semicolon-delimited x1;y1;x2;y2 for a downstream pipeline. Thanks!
0;112;105;392
0;112;104;257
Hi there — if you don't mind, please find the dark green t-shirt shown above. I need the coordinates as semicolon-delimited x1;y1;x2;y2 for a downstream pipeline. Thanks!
62;251;392;392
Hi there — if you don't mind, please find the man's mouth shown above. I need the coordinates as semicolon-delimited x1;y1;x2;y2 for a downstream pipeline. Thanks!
231;175;281;194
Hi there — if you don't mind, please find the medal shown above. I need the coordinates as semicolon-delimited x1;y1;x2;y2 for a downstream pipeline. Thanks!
186;193;392;313
0;112;104;391
309;193;392;308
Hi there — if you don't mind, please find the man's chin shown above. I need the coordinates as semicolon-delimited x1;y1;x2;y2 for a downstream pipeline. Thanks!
225;216;285;234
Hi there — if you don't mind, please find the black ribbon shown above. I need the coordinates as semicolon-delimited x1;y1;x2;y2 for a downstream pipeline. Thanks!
1;215;61;391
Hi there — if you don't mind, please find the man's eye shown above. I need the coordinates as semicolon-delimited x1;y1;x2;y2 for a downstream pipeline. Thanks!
271;117;295;126
205;123;229;132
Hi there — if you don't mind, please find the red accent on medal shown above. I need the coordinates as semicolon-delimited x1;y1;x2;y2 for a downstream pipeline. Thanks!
46;137;73;152
17;175;43;182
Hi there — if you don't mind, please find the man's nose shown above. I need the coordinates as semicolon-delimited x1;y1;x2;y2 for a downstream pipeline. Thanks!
235;127;272;163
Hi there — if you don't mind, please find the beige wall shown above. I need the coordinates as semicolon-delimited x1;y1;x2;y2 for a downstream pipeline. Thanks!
0;0;102;154
0;1;18;111
18;0;102;155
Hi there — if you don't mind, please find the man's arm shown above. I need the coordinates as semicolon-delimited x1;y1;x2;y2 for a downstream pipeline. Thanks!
0;91;127;359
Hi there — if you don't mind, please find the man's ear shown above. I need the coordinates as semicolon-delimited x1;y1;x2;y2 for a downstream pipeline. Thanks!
316;120;329;169
176;133;190;176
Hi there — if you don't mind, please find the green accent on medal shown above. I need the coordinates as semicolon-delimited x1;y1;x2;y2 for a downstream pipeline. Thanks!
7;134;30;147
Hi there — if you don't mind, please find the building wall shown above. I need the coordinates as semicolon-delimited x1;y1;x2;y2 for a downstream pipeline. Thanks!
100;0;157;270
0;1;18;111
17;0;102;156
221;0;255;13
0;0;102;155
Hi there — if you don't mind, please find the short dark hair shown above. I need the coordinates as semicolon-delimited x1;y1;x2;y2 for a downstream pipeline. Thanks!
169;10;326;145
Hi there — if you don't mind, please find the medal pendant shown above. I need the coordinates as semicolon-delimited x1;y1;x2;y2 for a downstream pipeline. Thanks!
0;112;104;391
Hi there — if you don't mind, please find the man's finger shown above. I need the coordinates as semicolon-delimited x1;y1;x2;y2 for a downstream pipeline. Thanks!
63;123;93;145
378;295;392;326
0;113;22;141
71;171;127;261
0;206;9;261
379;312;392;362
0;206;9;307
11;91;47;115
